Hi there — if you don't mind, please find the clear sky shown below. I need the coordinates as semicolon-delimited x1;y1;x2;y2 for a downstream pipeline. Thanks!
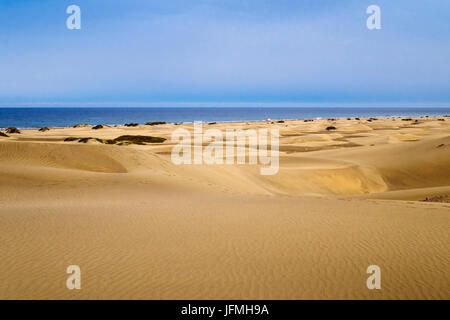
0;0;449;105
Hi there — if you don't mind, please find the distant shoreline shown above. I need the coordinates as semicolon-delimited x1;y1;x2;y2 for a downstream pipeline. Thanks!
1;114;449;130
0;106;449;129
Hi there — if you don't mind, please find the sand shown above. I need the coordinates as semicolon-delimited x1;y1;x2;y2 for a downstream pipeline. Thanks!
0;116;449;299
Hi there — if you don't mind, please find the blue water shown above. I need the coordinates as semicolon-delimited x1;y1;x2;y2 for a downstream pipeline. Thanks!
0;107;449;129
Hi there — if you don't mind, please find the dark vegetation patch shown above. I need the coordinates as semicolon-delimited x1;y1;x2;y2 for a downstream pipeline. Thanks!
145;121;167;126
64;135;166;145
6;127;20;134
39;127;50;132
422;195;450;203
78;137;91;143
0;132;9;137
78;137;106;143
92;125;104;130
208;122;217;125
73;123;90;128
124;123;139;127
277;120;285;123
114;135;166;144
326;126;337;131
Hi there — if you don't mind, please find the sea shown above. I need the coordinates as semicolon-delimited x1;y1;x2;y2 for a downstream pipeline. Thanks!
0;107;449;129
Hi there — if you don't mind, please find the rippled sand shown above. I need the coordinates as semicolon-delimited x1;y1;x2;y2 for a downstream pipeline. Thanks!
1;116;449;299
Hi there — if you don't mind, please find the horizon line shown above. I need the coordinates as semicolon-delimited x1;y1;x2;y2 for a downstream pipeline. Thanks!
1;102;450;108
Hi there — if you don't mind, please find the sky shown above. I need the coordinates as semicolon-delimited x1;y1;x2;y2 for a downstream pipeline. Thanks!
0;0;449;106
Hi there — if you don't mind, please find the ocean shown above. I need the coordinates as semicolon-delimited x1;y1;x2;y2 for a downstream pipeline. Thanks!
1;107;449;129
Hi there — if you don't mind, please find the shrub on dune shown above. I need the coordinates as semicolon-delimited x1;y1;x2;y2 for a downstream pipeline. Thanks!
63;135;166;145
326;126;337;131
78;137;93;143
0;132;9;137
73;123;90;128
113;135;166;144
6;127;20;134
145;121;166;126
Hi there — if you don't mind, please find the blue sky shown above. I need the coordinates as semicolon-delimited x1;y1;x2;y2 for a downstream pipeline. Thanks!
0;0;449;105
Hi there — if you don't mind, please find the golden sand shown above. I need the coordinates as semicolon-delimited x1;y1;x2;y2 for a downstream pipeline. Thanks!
0;116;449;299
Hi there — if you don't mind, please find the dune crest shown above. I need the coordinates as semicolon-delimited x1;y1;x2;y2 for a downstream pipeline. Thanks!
1;116;449;299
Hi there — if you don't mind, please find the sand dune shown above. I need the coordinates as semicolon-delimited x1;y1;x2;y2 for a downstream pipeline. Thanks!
0;116;449;299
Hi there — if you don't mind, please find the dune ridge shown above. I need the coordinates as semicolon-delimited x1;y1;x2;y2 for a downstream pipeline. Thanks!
0;116;449;299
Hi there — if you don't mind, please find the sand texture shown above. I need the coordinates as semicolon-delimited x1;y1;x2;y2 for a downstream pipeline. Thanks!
0;116;449;299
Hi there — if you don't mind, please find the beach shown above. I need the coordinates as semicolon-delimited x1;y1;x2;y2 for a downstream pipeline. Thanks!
0;116;449;299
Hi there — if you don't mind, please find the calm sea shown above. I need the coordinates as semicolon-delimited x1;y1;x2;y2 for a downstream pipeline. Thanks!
0;107;449;129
